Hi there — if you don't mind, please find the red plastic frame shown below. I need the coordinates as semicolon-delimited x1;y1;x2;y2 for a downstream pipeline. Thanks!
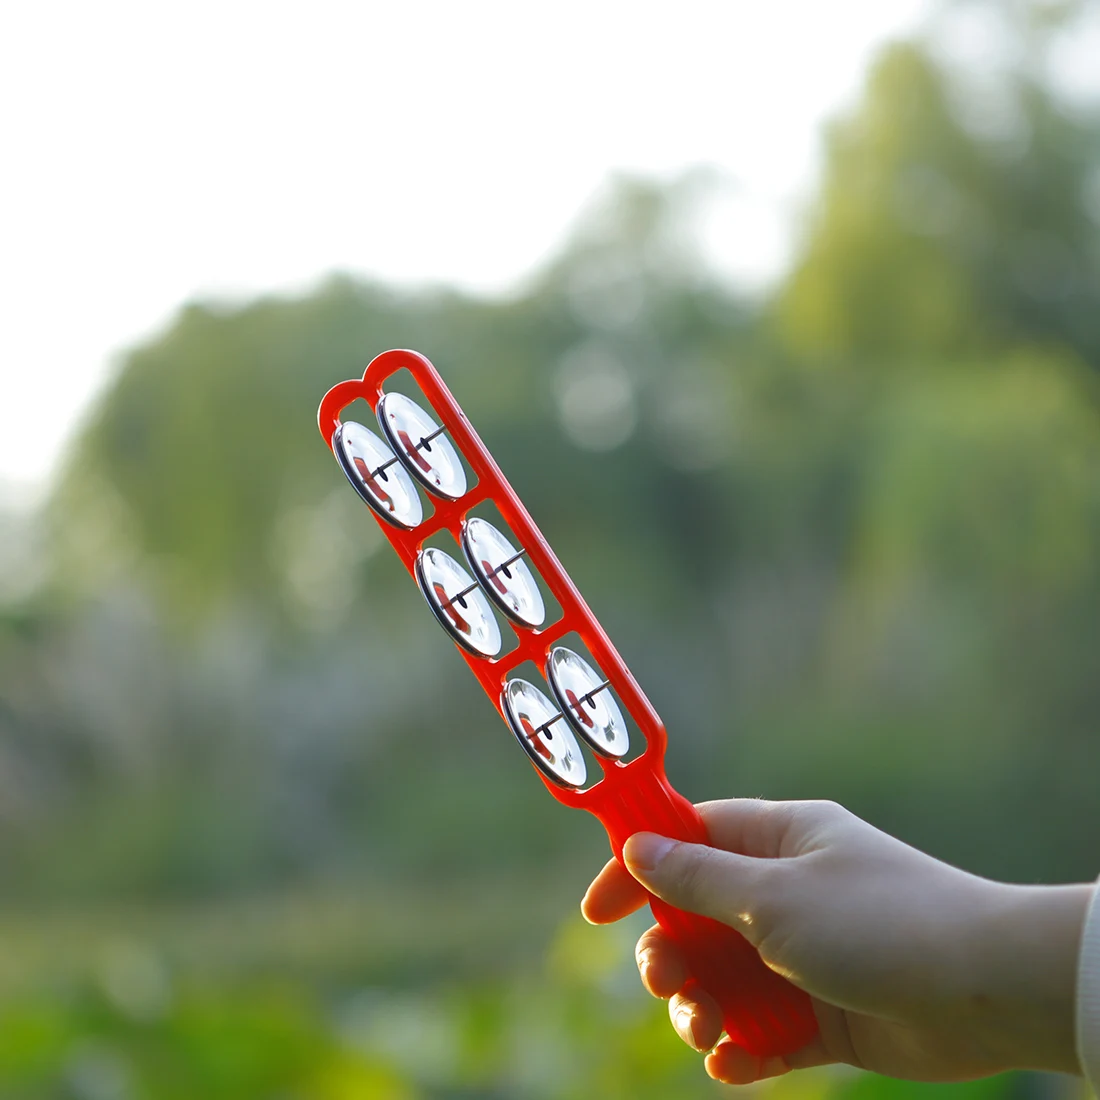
318;349;817;1057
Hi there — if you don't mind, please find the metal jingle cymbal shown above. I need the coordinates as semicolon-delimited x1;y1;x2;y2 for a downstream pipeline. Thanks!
461;517;545;628
546;647;629;758
416;546;502;658
502;677;587;789
333;420;423;529
378;392;467;501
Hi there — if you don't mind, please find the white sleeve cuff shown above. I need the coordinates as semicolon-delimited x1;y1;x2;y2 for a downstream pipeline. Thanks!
1078;876;1100;1088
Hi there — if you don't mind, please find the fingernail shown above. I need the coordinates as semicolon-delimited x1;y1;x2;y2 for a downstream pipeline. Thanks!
579;888;595;924
674;1005;704;1051
625;832;678;872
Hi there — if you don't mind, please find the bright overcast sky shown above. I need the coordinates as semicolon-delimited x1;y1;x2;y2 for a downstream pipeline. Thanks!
0;0;931;499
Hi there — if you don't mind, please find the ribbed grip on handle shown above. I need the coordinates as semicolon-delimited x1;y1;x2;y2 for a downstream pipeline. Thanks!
649;896;817;1057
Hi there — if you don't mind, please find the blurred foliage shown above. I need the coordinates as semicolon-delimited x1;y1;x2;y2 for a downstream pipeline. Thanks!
2;3;1100;1096
777;43;1100;364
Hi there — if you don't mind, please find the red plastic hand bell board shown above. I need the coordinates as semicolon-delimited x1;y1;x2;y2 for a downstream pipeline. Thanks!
317;348;817;1057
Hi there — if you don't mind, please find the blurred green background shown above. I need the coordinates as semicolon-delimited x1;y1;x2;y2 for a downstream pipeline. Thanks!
2;2;1100;1097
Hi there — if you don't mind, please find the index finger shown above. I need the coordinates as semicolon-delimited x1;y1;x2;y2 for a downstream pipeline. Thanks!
697;798;841;858
581;856;649;924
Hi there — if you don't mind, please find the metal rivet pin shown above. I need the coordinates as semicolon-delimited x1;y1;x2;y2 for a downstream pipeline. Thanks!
441;580;481;609
532;713;565;737
485;547;527;581
370;454;401;478
415;424;447;449
577;679;611;708
371;425;450;478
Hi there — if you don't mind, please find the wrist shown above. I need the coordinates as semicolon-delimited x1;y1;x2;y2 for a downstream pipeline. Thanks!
969;881;1092;1074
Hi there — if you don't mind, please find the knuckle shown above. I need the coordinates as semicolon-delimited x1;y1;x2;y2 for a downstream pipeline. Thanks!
796;799;850;831
780;799;855;854
634;927;662;966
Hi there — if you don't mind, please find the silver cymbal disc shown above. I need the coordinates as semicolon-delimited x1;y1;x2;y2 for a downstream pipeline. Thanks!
333;420;423;529
546;647;629;758
377;392;467;500
502;678;587;789
415;547;502;657
461;517;545;628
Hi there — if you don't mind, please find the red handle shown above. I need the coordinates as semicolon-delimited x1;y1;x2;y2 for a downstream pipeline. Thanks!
652;902;814;1056
586;762;817;1057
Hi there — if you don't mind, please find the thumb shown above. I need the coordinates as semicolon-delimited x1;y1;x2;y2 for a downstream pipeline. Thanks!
623;832;773;932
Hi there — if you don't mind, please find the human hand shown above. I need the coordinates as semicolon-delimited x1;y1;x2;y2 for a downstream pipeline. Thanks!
582;799;1090;1085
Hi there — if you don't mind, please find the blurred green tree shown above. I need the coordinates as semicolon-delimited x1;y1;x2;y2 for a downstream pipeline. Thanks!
776;41;1100;367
